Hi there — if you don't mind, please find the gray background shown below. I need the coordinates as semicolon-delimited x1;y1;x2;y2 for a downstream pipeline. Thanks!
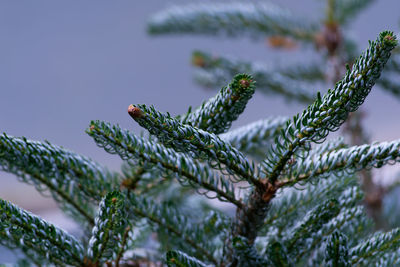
0;0;399;262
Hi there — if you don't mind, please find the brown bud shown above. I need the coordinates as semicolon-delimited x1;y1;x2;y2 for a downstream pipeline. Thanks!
384;35;395;42
128;104;144;119
267;35;297;49
111;197;117;204
239;79;250;88
89;125;95;131
192;55;205;67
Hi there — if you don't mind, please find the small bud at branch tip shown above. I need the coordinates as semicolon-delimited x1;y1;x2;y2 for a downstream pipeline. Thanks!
128;104;144;119
239;79;250;88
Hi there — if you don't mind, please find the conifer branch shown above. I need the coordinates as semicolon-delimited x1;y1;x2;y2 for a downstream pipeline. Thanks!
281;139;400;187
191;50;318;103
181;74;255;134
88;121;241;207
220;117;287;157
166;250;208;267
284;199;341;256
148;3;318;41
294;188;365;260
373;251;400;266
87;191;127;265
229;236;270;266
262;175;356;234
0;134;98;224
266;242;293;267
128;194;220;264
0;198;84;265
128;104;259;186
324;231;350;267
263;31;397;184
350;227;400;264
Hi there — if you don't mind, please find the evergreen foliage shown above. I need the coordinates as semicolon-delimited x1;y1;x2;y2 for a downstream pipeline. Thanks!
2;1;400;266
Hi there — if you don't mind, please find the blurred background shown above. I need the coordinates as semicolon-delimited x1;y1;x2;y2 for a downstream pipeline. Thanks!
0;0;399;262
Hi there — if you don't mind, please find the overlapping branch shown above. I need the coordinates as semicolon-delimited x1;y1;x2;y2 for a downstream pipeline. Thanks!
181;74;255;134
0;198;84;265
148;3;318;41
191;50;319;103
128;104;259;186
87;121;241;207
262;31;397;184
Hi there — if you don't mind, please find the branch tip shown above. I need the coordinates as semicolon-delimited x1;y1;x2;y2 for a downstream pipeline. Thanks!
239;78;251;88
128;104;144;119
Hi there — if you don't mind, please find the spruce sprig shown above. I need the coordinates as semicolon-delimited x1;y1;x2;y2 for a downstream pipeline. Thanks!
0;134;118;225
86;191;127;264
148;2;318;41
324;231;350;267
283;139;400;187
0;198;84;265
181;73;255;134
127;104;259;186
191;50;318;103
87;121;241;207
263;31;398;184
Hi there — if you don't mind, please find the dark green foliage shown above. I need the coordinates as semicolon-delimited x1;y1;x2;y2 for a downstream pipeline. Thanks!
88;120;240;206
264;241;292;267
220;116;287;159
324;231;350;267
127;104;258;185
166;250;208;267
181;73;256;134
1;1;400;266
87;191;127;264
191;50;318;103
128;194;224;264
284;199;341;256
262;31;397;183
0;134;118;225
148;2;318;41
231;236;270;267
350;228;400;265
0;198;84;265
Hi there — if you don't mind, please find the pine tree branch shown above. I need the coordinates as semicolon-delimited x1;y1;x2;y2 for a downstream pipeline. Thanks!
262;31;397;184
324;231;350;267
264;241;292;267
148;3;318;41
261;175;356;235
87;192;127;265
181;74;255;134
88;121;241;207
307;204;372;266
372;251;400;266
0;136;95;224
219;117;287;158
280;139;400;187
350;227;400;264
294;187;365;260
0;198;84;265
128;194;220;265
0;134;120;225
284;199;341;256
166;250;208;267
128;104;260;186
191;50;318;103
230;236;270;266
